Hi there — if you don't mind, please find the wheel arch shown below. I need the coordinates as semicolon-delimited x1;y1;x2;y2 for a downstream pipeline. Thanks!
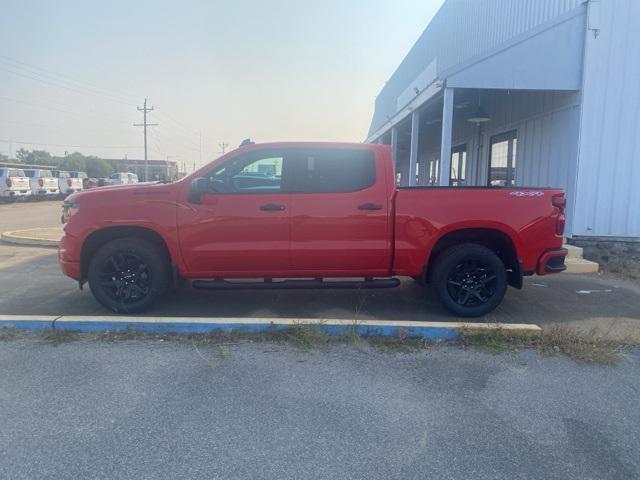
422;227;522;289
80;226;174;282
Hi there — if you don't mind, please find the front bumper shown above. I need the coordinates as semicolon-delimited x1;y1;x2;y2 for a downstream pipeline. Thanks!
58;233;82;280
536;248;568;275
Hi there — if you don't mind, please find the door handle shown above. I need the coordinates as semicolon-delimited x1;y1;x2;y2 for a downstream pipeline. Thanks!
358;203;383;211
260;203;286;211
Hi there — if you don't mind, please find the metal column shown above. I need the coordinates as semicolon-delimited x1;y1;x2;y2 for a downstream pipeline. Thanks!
408;111;420;186
390;126;399;181
439;87;454;186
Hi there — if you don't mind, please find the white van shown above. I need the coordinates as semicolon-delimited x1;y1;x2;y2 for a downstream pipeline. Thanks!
0;167;31;198
24;169;60;196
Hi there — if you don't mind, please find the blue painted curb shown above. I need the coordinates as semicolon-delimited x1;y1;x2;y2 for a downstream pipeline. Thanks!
0;316;541;340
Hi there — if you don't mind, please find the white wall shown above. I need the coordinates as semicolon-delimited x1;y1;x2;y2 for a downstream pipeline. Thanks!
572;0;640;238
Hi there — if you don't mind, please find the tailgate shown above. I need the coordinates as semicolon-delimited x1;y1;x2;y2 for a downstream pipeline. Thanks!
11;177;30;190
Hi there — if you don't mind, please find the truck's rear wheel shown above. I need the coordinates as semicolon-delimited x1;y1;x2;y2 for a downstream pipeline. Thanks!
431;244;507;317
88;238;170;313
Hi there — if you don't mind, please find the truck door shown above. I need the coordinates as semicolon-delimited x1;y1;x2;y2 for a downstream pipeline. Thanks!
288;147;391;275
177;149;292;276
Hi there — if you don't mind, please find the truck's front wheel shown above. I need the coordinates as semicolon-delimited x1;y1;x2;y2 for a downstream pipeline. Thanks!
431;244;507;318
87;238;170;313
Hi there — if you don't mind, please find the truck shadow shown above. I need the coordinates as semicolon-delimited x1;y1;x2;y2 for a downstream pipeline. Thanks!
1;246;639;328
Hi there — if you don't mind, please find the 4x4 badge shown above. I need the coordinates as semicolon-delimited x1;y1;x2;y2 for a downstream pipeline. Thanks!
510;191;544;197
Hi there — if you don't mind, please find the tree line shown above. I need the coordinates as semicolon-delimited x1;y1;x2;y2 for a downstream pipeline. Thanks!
1;149;127;178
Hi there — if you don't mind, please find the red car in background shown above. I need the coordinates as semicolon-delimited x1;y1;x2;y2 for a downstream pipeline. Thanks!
59;142;567;317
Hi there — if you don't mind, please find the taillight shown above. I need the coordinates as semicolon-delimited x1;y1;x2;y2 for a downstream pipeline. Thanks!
552;194;566;235
552;194;566;209
67;179;72;187
5;178;11;187
38;178;44;187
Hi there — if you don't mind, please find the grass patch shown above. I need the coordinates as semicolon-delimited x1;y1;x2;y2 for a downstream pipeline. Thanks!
540;326;626;365
460;325;631;364
0;327;19;341
460;327;534;354
216;345;232;359
39;328;82;346
280;322;329;351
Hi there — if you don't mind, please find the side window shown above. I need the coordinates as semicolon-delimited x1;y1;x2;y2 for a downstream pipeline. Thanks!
207;151;284;193
25;170;35;178
292;149;375;193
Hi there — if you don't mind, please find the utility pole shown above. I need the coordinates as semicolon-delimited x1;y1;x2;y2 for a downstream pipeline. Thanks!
218;142;229;154
134;98;158;181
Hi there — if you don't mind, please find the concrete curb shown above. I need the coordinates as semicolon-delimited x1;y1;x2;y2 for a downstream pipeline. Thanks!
1;228;61;247
0;315;542;340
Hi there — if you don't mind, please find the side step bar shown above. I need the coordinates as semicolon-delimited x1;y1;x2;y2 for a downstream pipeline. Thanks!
192;278;401;291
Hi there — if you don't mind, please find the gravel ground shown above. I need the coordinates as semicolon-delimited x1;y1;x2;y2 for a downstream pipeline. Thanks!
0;340;638;480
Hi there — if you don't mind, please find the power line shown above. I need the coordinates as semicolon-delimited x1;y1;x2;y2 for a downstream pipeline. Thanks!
154;110;200;138
0;55;140;103
0;65;135;107
134;99;158;180
155;124;201;150
0;95;133;126
0;138;142;149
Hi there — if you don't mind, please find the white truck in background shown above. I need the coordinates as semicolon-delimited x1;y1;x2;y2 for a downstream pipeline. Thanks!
0;167;31;199
24;169;59;196
52;170;83;197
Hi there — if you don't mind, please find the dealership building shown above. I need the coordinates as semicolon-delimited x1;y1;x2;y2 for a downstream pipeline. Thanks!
367;0;639;273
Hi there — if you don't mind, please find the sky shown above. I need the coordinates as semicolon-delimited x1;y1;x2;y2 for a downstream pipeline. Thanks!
1;0;444;171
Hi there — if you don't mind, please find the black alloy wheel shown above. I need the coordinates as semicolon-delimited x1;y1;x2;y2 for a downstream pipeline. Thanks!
432;243;508;317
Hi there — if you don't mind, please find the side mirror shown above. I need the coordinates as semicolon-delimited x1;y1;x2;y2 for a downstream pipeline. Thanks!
188;177;210;204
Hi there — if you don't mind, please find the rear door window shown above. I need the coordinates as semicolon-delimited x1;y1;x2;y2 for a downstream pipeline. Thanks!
291;149;376;193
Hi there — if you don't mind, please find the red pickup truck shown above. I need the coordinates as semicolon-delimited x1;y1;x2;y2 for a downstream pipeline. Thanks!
59;142;567;317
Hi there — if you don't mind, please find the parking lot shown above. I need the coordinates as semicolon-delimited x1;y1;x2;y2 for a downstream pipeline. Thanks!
1;201;639;340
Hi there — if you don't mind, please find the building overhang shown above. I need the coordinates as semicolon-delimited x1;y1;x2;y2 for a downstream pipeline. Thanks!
367;2;586;141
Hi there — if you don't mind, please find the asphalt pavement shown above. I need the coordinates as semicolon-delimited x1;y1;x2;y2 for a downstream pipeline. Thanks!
0;340;638;480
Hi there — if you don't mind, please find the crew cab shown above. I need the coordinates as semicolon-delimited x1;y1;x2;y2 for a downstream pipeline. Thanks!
0;167;31;198
59;142;567;317
52;170;83;196
24;169;59;196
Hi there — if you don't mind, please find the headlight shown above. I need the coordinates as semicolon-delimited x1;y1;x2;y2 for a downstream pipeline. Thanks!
62;202;80;224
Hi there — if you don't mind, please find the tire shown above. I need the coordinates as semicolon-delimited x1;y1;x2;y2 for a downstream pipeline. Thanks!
88;238;170;313
431;243;507;318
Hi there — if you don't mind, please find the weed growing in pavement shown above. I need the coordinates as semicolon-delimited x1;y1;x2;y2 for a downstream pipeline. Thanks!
460;324;631;364
540;325;626;365
282;321;329;351
0;327;19;341
39;328;81;346
216;345;232;359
